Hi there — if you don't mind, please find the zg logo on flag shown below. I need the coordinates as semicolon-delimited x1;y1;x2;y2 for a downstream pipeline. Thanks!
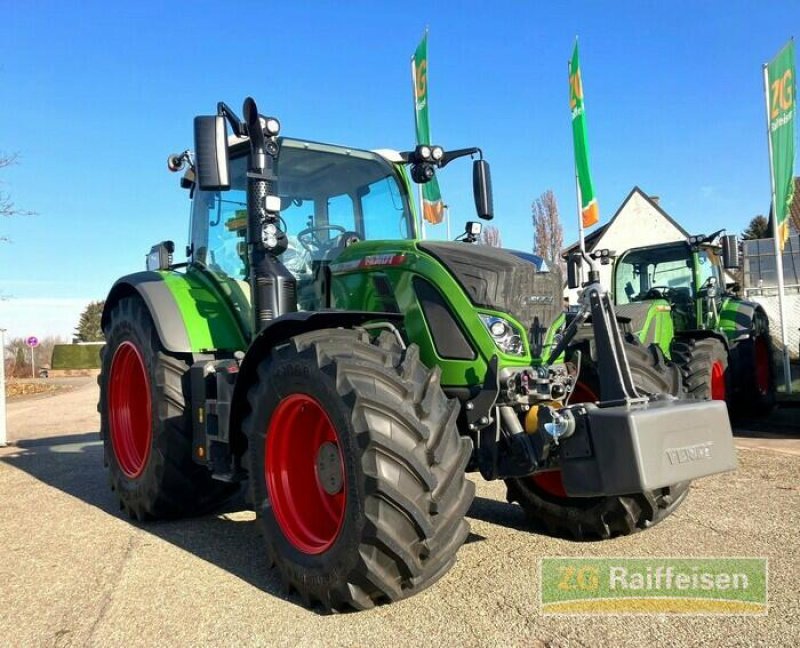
769;65;793;121
569;66;583;115
415;59;427;110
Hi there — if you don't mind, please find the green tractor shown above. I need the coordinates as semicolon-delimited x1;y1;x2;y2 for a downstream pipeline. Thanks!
98;98;736;611
603;234;776;415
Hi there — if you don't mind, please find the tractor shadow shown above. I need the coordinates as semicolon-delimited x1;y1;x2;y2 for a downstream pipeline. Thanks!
467;496;534;534
0;432;304;610
732;403;800;440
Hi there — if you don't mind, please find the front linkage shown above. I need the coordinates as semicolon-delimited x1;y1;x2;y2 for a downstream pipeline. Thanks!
464;277;736;496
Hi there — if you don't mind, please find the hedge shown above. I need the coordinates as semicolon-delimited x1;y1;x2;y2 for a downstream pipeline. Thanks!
51;344;103;370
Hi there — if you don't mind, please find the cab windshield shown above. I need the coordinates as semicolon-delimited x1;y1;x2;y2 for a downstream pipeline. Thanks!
190;138;414;280
615;243;717;304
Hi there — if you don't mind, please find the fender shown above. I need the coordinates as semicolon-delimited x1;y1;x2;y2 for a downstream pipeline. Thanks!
613;301;675;351
102;271;247;353
229;310;403;454
718;297;768;342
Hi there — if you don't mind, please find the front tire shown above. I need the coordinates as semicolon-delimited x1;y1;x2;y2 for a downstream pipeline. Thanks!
505;339;690;540
99;296;235;519
244;329;474;610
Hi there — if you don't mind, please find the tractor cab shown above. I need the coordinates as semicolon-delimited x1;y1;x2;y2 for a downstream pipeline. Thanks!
613;239;728;332
188;137;416;310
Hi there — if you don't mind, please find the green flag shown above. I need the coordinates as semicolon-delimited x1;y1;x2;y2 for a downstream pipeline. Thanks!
413;32;444;225
766;40;796;250
569;40;599;228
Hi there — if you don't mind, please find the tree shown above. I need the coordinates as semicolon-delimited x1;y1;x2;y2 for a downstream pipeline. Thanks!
742;215;771;240
479;225;503;248
531;190;564;273
74;300;106;342
1;153;35;242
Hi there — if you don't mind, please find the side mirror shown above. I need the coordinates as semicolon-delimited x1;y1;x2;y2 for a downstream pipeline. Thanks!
473;159;493;220
194;115;230;190
721;234;740;269
566;253;581;289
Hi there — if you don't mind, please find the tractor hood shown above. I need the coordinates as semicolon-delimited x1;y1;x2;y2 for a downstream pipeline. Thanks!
417;242;562;329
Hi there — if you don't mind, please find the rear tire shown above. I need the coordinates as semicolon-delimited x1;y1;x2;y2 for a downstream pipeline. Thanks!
671;337;729;402
99;296;236;520
505;338;690;540
243;329;474;611
737;331;776;416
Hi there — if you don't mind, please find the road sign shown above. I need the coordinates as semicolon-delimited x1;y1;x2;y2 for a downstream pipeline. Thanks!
26;336;39;348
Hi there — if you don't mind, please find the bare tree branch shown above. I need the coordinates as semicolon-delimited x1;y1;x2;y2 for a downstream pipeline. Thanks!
478;225;503;248
531;189;565;274
0;152;18;170
1;152;36;243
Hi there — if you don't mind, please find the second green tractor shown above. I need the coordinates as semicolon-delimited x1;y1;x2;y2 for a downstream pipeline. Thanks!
603;235;776;416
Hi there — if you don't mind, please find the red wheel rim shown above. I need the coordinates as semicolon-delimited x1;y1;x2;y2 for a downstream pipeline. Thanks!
109;341;152;479
528;380;598;498
711;360;726;401
265;394;346;554
754;338;770;397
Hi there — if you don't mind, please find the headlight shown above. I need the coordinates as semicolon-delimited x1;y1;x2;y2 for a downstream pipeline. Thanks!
265;117;281;136
480;315;525;355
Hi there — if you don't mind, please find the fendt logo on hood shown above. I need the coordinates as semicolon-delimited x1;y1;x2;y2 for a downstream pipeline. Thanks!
522;295;555;305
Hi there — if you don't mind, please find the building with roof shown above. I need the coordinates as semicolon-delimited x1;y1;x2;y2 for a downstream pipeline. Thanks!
564;187;689;302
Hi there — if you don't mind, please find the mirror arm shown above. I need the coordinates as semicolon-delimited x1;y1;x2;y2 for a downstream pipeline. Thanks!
440;147;481;167
398;146;482;167
217;102;246;137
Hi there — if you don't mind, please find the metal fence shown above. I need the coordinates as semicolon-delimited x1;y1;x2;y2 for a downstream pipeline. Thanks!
742;234;800;358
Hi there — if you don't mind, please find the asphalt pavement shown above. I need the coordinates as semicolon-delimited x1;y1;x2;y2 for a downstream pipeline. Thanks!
1;378;798;647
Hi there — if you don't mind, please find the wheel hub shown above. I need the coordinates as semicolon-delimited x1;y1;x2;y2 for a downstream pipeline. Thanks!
316;441;344;495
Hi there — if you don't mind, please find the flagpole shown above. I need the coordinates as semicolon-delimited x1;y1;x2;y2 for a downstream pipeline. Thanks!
575;166;586;289
762;62;792;394
418;183;426;240
571;54;587;292
411;54;427;241
575;167;585;254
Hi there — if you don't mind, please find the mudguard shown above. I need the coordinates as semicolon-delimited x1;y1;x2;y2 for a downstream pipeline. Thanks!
613;301;675;350
101;271;247;353
718;297;767;342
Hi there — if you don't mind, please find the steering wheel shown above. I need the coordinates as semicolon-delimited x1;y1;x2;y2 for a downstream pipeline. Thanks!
640;285;673;300
297;224;347;254
698;276;718;294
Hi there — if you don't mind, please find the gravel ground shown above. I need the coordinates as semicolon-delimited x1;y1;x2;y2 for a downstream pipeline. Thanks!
0;378;798;647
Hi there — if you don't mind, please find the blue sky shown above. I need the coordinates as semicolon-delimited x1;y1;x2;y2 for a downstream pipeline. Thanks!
0;1;796;340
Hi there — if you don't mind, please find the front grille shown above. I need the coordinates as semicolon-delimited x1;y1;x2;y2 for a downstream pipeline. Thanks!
418;242;562;329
